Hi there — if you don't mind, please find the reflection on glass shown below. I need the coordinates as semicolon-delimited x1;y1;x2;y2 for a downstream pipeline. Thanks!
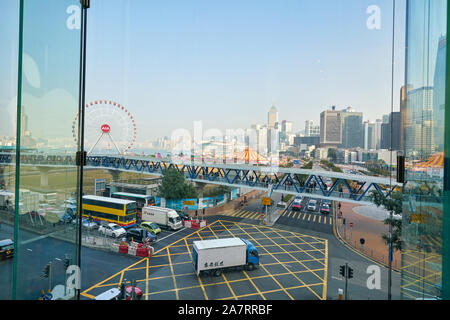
401;0;446;300
12;0;81;300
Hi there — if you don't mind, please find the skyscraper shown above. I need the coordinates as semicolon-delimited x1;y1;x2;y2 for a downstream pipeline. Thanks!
305;120;320;137
320;106;342;148
281;120;293;135
433;36;446;152
404;86;435;157
268;105;278;129
340;107;363;149
363;121;376;150
380;112;401;150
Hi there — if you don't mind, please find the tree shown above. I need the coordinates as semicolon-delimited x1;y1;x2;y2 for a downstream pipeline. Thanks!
158;168;198;200
369;190;402;251
327;148;337;162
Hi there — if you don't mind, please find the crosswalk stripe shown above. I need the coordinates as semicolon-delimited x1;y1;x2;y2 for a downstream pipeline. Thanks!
303;213;307;220
238;211;248;218
237;210;249;218
318;216;322;224
282;210;289;217
243;211;254;218
291;212;297;219
249;212;259;220
308;214;312;221
229;210;238;217
231;210;244;217
313;215;317;222
298;213;303;220
287;211;293;218
330;217;333;225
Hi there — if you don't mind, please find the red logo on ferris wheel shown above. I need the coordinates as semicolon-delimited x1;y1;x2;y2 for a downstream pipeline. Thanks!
101;124;111;133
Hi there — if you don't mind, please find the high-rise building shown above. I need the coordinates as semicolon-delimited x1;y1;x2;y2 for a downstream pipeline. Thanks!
363;121;376;150
250;124;268;156
304;120;320;137
268;105;278;129
404;86;435;157
340;107;363;149
433;36;446;152
380;112;401;150
320;106;342;148
280;120;293;146
401;0;448;300
281;120;293;135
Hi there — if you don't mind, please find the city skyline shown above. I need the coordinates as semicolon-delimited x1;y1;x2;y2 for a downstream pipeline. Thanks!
0;0;407;144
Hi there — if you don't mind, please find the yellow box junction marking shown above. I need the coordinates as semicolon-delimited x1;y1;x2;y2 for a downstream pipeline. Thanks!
81;220;328;300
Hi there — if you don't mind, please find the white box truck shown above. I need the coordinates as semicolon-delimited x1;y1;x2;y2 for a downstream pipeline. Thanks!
141;206;183;231
192;238;259;276
0;191;14;211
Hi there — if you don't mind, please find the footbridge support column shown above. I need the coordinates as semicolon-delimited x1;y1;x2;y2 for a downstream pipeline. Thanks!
37;166;51;187
108;169;122;182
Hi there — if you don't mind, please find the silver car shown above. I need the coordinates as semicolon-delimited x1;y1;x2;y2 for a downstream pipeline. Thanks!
307;200;317;211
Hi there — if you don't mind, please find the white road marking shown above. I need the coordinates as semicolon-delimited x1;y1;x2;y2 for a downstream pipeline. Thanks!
154;227;188;244
21;234;52;245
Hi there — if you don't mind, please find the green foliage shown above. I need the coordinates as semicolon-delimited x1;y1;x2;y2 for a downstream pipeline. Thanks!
158;168;198;200
294;161;314;184
320;160;343;174
302;161;313;169
327;148;337;162
369;190;403;251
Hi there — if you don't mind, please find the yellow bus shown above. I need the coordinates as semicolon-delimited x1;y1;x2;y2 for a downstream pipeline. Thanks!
82;195;137;228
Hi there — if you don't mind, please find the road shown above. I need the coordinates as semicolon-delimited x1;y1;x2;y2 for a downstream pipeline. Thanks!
1;196;401;300
276;196;333;233
273;195;400;300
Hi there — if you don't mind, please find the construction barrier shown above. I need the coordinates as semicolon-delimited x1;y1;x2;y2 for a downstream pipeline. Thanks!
119;244;128;254
112;241;154;258
185;219;207;230
136;247;149;257
111;243;120;253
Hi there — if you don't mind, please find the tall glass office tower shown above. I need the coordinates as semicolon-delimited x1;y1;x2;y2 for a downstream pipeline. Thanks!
401;0;448;300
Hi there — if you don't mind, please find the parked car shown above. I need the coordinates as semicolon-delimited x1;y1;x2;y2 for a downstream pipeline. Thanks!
307;199;318;211
59;212;74;224
126;228;157;243
292;198;303;211
320;203;330;214
177;211;191;221
139;221;161;235
99;223;126;238
0;239;14;260
72;218;98;230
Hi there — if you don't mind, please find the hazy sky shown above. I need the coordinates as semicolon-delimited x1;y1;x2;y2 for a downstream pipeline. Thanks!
1;0;406;145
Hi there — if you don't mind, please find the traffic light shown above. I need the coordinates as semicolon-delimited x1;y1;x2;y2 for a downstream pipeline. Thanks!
339;265;346;277
119;281;126;300
41;264;50;279
348;267;354;279
63;255;71;270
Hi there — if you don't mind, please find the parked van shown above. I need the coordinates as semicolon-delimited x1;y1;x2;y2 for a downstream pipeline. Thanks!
0;239;14;260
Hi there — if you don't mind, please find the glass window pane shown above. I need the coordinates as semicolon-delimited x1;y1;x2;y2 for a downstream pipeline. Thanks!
402;0;447;300
13;0;81;300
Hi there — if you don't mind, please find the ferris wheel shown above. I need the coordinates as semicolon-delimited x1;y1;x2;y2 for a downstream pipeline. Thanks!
72;100;137;155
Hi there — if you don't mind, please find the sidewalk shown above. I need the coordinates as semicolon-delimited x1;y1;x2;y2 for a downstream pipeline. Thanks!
335;201;401;270
260;196;295;227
